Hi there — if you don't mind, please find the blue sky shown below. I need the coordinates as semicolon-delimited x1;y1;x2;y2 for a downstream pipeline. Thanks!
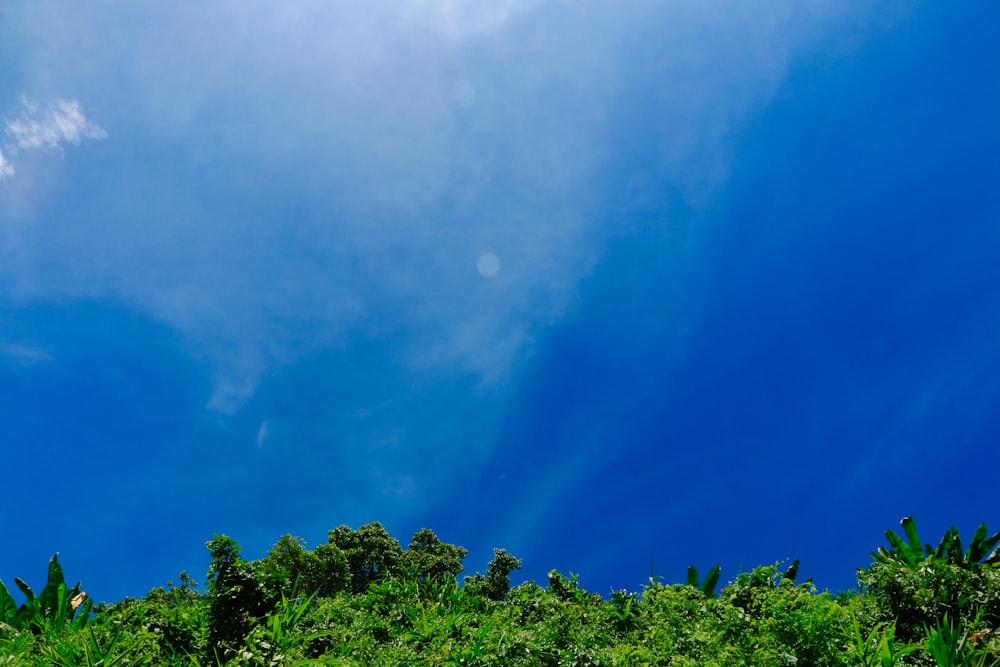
2;1;998;603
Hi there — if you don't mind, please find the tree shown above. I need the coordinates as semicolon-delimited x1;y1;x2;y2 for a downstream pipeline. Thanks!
328;522;404;594
402;528;468;583
465;548;523;601
256;534;318;595
256;534;353;599
205;535;274;660
312;541;351;597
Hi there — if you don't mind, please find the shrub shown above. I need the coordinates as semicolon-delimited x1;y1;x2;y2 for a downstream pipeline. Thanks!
857;518;1000;646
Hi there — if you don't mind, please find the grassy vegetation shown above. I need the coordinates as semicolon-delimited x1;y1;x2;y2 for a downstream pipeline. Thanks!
2;517;999;666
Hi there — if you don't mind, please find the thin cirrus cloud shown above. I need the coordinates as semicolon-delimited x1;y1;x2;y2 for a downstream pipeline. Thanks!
0;341;53;368
0;1;884;414
0;2;904;527
0;97;107;178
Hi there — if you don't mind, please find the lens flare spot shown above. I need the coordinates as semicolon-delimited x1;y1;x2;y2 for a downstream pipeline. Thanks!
476;252;500;277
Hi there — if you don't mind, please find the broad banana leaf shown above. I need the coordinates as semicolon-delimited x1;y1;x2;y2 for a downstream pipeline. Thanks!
13;577;34;601
37;555;67;623
900;516;924;557
69;597;93;632
685;565;720;597
783;559;800;584
948;534;964;564
0;580;16;624
54;582;68;628
968;523;1000;564
882;531;919;566
701;565;721;598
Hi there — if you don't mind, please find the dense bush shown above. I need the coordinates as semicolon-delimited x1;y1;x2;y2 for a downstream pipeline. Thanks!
856;517;1000;659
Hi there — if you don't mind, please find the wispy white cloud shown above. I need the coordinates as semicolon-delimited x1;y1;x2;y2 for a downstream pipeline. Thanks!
0;148;13;180
0;1;901;494
0;341;53;368
4;97;107;152
256;420;270;448
1;97;106;180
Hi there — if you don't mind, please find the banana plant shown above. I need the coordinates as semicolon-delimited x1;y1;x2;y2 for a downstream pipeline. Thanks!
686;564;721;598
873;517;1000;569
938;523;1000;567
0;575;16;630
873;516;928;567
0;553;92;634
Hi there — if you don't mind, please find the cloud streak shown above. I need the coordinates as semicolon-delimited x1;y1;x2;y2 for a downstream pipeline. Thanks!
0;341;53;368
5;97;107;151
1;2;871;402
0;1;902;517
0;97;106;180
0;149;12;179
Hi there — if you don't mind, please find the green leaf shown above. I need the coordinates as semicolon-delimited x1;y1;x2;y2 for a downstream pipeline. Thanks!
0;580;16;624
900;516;922;556
58;582;72;628
70;597;93;632
14;577;34;601
933;527;954;560
782;559;800;584
968;524;1000;564
884;529;907;553
701;565;721;598
872;546;896;565
949;533;964;564
686;566;698;588
11;601;35;630
38;555;67;625
47;554;66;588
881;531;918;566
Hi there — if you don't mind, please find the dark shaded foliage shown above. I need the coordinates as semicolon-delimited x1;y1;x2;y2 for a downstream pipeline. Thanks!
205;534;275;661
464;547;523;601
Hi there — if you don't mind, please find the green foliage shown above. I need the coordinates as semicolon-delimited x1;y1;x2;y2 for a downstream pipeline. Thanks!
312;542;352;598
328;522;405;594
0;554;91;636
255;534;320;594
254;535;351;597
402;528;468;584
859;520;1000;647
873;517;1000;569
717;562;851;666
464;548;523;602
32;623;150;666
924;613;1000;667
637;580;724;664
967;524;1000;566
0;556;148;666
206;534;276;662
874;515;931;568
255;534;351;599
849;617;918;667
607;588;639;634
237;590;333;666
8;515;1000;666
686;564;721;598
111;571;207;660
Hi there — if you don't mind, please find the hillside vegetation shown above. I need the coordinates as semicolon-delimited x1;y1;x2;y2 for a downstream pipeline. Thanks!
1;516;999;666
